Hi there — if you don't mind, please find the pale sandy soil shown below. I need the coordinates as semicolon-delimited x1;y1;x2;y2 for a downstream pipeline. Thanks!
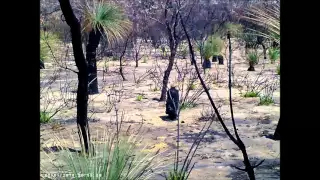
40;43;280;180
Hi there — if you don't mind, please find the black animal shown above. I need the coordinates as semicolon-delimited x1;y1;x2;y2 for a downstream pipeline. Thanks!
166;87;179;120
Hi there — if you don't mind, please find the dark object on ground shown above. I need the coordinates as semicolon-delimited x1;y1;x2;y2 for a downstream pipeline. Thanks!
218;55;224;64
181;120;185;123
272;118;280;140
248;61;255;71
272;41;279;48
212;55;218;62
166;87;179;120
203;59;212;69
40;60;45;69
104;50;113;57
257;36;264;44
42;146;81;154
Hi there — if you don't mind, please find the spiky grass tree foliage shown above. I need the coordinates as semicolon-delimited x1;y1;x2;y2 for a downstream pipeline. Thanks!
247;49;259;71
242;3;280;44
268;47;280;64
223;22;243;38
243;3;280;140
41;127;168;180
203;35;224;63
82;0;131;94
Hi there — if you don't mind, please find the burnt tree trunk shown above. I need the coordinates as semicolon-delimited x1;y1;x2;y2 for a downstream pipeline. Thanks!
40;60;45;69
58;0;91;153
159;0;180;102
273;118;280;140
135;56;139;67
119;35;131;81
86;29;102;95
119;57;126;81
159;48;176;101
248;61;255;71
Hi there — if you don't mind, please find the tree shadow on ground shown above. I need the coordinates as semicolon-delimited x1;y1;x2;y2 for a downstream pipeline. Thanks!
180;129;229;143
159;115;177;122
226;158;280;180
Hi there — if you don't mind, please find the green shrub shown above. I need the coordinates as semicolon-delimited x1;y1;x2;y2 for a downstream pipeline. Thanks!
40;111;51;124
247;50;259;65
180;46;188;59
136;94;144;101
180;102;197;110
203;35;224;60
268;47;280;64
165;170;188;180
242;91;259;98
276;65;280;75
189;83;196;90
112;56;119;61
259;95;275;105
41;128;163;180
223;22;243;38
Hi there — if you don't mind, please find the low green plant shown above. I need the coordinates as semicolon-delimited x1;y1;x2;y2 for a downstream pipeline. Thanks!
203;35;224;60
165;170;187;180
189;83;196;90
40;111;51;124
136;94;144;101
242;91;260;98
180;102;197;110
180;47;188;59
247;50;259;65
112;56;119;61
259;95;275;105
268;47;280;64
41;127;165;180
276;65;280;75
223;22;243;38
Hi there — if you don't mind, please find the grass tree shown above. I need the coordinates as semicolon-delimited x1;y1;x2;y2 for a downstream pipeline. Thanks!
210;35;224;64
268;47;280;64
202;35;224;70
243;3;280;140
82;0;131;94
246;49;259;71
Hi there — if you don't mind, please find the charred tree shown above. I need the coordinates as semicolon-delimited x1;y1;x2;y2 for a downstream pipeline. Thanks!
40;60;45;69
159;0;180;101
181;12;262;179
119;35;131;81
58;0;91;154
273;118;280;140
86;29;102;95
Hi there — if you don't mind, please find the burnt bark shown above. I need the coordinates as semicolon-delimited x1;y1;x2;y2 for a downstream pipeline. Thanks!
58;0;90;154
248;61;255;71
40;60;45;69
273;118;280;140
119;35;131;81
135;56;139;67
86;29;102;95
181;15;258;179
160;49;177;101
159;0;179;102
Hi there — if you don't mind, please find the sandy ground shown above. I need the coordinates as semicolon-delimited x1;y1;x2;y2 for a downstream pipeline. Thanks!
40;44;280;180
